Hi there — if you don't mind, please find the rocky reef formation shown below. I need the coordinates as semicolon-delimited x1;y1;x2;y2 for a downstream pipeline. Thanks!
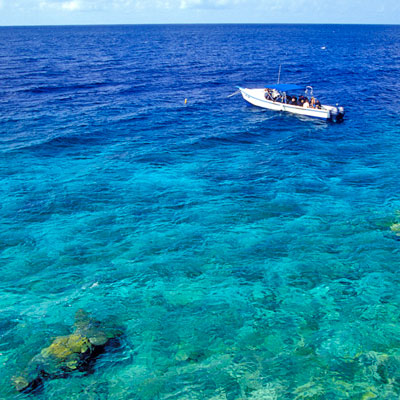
12;309;121;392
390;222;400;235
390;210;400;236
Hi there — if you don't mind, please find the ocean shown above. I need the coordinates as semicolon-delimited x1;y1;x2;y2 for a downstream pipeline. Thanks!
1;24;400;399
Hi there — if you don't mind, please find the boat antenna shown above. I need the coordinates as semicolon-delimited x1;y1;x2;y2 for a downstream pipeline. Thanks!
277;64;281;84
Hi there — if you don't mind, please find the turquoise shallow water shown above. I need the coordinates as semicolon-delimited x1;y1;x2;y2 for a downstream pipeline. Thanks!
1;24;400;399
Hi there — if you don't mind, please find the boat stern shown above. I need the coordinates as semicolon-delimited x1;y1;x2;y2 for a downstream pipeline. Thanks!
328;105;345;122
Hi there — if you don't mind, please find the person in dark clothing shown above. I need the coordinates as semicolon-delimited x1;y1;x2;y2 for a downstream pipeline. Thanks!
298;95;306;106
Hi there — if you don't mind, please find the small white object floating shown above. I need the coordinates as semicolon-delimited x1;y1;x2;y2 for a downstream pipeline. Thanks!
321;46;326;50
237;84;344;122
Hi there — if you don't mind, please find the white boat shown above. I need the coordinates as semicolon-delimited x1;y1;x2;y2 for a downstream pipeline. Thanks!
238;84;344;122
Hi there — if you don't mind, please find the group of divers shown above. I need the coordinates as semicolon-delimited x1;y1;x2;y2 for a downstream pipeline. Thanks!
264;88;322;109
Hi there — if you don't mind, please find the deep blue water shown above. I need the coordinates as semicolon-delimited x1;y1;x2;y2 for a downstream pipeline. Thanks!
1;24;400;399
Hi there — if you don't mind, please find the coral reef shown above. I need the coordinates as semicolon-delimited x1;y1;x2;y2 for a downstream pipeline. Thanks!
390;210;400;236
390;223;400;235
12;309;121;392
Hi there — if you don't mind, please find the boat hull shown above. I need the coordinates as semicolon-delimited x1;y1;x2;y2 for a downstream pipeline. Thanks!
239;88;333;120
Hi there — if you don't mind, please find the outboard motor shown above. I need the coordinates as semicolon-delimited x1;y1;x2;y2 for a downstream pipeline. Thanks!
337;106;345;121
330;105;345;122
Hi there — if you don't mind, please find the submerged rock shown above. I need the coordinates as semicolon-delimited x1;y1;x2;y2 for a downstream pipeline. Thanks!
12;309;121;393
390;223;400;235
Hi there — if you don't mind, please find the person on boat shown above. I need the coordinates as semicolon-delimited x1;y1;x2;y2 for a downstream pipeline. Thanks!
264;88;273;100
315;99;321;109
310;97;316;108
298;95;306;106
303;99;310;108
271;89;279;101
290;95;297;106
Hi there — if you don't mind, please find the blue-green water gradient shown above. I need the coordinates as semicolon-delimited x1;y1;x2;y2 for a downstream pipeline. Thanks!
1;24;400;399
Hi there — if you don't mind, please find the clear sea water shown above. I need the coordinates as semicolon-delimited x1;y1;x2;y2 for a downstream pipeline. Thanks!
1;24;400;399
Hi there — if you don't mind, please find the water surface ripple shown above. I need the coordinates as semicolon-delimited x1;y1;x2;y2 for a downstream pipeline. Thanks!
1;24;400;399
